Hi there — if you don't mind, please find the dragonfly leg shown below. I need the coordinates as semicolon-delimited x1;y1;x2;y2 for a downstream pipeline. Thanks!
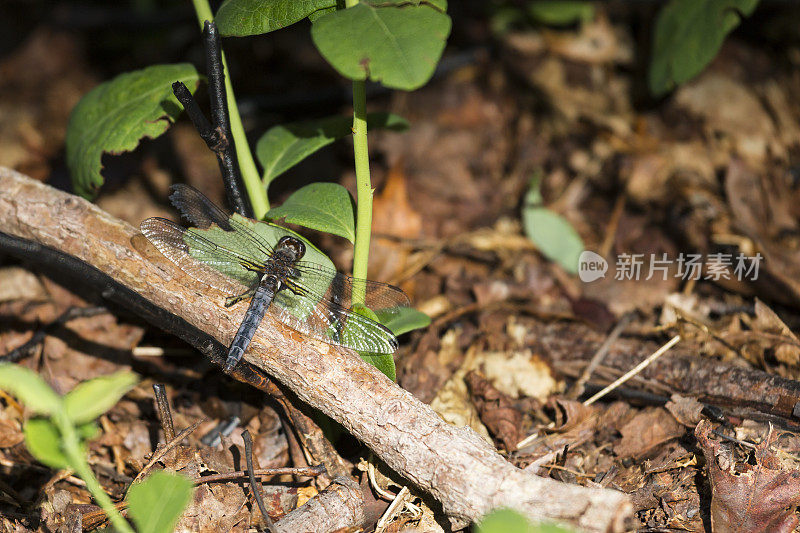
225;287;256;308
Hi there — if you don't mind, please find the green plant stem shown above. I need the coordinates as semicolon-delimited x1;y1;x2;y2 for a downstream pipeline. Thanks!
56;413;134;533
350;79;371;305
190;0;270;219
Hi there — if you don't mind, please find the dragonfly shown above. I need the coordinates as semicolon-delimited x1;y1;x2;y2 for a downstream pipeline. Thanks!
140;184;410;371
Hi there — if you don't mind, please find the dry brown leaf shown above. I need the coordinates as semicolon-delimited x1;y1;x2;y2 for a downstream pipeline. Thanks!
614;407;684;459
665;395;704;427
464;370;522;452
696;420;800;533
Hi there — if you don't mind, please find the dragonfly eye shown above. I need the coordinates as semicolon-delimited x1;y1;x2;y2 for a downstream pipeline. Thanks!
277;236;306;260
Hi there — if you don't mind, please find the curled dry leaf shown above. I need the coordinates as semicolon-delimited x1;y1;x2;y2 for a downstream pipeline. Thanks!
464;370;522;453
752;298;800;366
696;419;800;533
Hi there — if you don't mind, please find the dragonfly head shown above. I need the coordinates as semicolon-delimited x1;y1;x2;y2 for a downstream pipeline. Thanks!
276;236;306;261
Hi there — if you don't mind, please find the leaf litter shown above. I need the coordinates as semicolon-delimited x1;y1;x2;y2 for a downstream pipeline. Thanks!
6;4;800;531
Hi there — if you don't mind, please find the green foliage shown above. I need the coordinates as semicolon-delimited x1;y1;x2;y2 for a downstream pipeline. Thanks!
23;418;72;469
527;1;595;26
0;365;144;533
0;364;63;415
477;508;576;533
267;183;356;242
66;64;199;198
127;471;194;533
649;0;759;97
377;307;431;337
216;0;335;36
522;177;584;274
64;372;140;424
256;112;408;187
310;1;451;90
344;303;396;381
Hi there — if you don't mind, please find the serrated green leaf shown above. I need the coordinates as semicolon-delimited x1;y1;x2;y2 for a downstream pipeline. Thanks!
66;63;200;198
311;3;451;90
266;183;355;242
478;508;575;533
24;418;71;469
0;364;63;416
649;0;759;97
522;178;583;274
376;306;430;336
216;0;336;36
257;112;408;186
64;371;139;425
527;1;595;26
127;471;194;533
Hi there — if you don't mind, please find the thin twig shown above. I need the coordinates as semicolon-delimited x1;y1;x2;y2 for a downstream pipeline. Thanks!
195;464;326;485
568;313;634;400
169;22;251;218
242;430;276;532
0;306;107;363
203;20;250;218
152;383;175;442
131;419;205;484
584;335;682;406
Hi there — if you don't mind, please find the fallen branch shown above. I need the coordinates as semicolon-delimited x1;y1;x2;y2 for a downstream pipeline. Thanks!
0;168;632;531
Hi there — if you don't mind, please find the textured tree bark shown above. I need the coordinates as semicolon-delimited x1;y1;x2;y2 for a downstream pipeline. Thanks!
273;477;365;533
0;168;632;531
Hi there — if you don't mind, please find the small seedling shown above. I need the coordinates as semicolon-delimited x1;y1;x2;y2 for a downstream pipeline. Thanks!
0;364;193;533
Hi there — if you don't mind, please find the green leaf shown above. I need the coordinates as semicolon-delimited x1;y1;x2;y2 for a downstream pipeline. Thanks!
311;2;451;90
64;371;139;425
649;0;759;97
24;418;71;469
257;112;408;186
360;351;396;382
527;1;595;26
376;306;430;336
348;304;396;381
66;63;200;198
216;0;336;36
522;178;584;274
266;183;355;242
477;508;575;533
0;364;63;416
127;471;194;533
76;421;100;441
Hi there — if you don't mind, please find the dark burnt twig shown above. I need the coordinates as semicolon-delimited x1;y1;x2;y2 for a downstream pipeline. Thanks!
242;430;276;532
0;305;108;363
152;383;175;442
196;464;326;484
171;20;251;218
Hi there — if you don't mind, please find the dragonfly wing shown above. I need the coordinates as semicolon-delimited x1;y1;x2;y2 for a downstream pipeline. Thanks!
269;290;399;354
140;217;257;295
169;185;275;261
292;262;411;311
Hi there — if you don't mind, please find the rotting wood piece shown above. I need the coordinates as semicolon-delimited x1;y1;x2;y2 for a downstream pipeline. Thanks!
0;168;632;531
535;321;800;424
